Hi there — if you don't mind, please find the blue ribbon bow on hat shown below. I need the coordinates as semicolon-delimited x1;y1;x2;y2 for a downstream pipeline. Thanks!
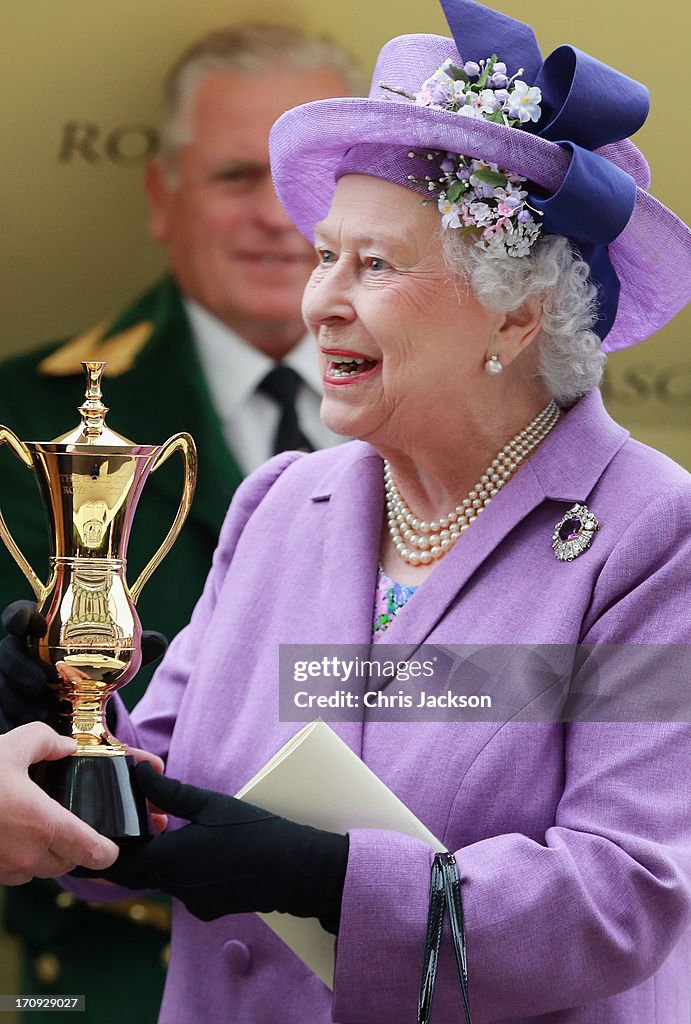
442;0;650;338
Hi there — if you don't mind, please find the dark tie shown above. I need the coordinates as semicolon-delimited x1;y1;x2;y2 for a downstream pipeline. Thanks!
257;365;314;455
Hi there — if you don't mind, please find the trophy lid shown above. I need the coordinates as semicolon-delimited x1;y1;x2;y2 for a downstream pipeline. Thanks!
53;362;135;446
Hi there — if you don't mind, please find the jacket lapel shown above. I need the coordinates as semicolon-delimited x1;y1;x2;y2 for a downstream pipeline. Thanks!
303;446;384;758
308;445;385;647
317;392;629;677
371;457;548;657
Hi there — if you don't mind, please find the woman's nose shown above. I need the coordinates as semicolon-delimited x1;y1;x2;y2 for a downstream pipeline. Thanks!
302;263;355;326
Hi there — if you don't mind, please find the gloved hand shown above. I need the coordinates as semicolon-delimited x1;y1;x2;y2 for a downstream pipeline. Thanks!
0;600;168;734
0;601;55;733
91;761;349;934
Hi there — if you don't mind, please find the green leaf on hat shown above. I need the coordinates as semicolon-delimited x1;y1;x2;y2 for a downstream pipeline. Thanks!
476;55;498;90
472;168;508;188
447;63;469;84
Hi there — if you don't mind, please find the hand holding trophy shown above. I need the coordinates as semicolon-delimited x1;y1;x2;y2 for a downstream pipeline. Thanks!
0;361;197;840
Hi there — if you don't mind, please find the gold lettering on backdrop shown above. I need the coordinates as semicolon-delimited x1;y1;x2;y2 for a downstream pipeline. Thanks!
57;120;101;163
57;121;159;165
601;363;691;408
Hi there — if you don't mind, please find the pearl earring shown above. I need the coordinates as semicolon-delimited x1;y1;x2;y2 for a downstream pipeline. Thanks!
484;354;503;375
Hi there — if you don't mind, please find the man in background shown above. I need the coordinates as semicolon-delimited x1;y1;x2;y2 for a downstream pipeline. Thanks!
0;23;359;1022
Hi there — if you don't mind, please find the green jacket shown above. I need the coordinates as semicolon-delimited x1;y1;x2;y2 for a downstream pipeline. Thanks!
0;277;244;1023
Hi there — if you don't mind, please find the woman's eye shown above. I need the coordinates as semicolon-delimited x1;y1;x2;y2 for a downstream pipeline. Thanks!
365;256;389;271
317;249;337;264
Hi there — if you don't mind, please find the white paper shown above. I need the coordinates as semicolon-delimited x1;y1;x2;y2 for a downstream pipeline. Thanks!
236;720;444;987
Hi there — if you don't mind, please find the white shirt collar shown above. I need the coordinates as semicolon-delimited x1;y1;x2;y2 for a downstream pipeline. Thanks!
183;297;345;474
184;298;322;415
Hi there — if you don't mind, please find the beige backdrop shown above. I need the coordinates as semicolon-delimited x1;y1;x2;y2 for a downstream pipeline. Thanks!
1;0;689;462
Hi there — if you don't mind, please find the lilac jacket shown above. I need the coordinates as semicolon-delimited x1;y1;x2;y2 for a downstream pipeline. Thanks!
65;390;691;1023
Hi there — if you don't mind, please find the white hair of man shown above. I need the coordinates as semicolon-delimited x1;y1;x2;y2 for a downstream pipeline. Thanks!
158;23;362;184
443;232;606;404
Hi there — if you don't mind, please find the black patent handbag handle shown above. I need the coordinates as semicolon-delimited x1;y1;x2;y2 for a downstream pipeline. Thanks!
418;852;472;1024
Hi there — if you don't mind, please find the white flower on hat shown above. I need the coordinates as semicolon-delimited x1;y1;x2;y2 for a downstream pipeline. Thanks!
478;88;501;113
468;201;494;226
508;80;542;123
439;197;463;228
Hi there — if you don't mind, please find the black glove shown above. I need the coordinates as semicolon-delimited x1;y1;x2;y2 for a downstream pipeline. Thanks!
0;600;168;734
0;601;54;733
94;762;349;934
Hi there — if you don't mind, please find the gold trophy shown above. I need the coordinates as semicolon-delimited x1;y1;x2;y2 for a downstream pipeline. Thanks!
0;361;197;839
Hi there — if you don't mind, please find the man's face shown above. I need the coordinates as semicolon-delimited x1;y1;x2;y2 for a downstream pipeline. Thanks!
147;66;351;353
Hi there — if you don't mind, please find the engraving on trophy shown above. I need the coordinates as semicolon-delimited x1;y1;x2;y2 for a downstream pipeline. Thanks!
78;509;109;549
60;569;132;647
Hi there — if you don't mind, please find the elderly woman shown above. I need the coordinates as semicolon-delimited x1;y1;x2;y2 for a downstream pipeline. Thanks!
1;1;690;1022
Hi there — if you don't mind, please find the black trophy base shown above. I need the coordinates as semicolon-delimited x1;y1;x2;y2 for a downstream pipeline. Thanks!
31;753;150;842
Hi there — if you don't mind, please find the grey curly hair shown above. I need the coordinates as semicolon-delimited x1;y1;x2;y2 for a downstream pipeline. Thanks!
442;232;606;404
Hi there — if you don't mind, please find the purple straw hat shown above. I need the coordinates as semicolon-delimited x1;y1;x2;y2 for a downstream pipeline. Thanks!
270;0;691;352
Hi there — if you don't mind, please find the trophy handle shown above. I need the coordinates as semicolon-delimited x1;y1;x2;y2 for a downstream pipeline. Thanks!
129;432;198;605
0;427;47;601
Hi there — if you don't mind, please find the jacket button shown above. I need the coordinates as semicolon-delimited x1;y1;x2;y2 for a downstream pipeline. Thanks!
34;954;61;985
223;940;251;974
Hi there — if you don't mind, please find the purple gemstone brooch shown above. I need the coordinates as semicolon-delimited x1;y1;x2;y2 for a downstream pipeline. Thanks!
552;504;600;561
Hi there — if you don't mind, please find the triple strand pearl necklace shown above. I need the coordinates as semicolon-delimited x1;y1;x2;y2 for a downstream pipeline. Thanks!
384;399;560;566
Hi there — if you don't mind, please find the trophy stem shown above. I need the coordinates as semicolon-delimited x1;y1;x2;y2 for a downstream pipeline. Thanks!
60;680;124;753
32;682;152;841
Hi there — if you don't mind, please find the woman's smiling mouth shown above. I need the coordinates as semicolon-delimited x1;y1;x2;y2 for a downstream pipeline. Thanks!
322;350;379;384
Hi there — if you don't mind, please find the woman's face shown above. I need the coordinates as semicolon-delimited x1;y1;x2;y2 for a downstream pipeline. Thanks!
303;174;503;451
